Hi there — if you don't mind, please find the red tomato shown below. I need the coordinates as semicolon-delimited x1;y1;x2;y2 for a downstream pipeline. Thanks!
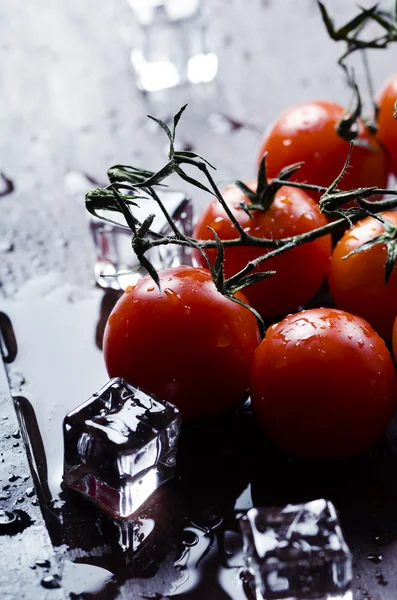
250;308;396;460
193;184;331;320
392;316;397;364
103;266;260;420
328;211;397;340
258;101;388;202
376;73;397;175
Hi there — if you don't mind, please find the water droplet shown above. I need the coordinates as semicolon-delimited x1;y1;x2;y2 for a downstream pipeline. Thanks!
50;498;65;510
147;286;155;292
108;313;117;325
0;239;14;253
373;531;394;546
12;430;20;439
164;288;180;304
8;474;19;482
282;139;292;146
368;553;382;564
0;510;17;528
0;509;32;535
376;573;388;586
184;306;191;316
216;325;232;348
41;575;61;589
26;487;35;498
182;530;199;547
125;284;136;294
36;559;51;568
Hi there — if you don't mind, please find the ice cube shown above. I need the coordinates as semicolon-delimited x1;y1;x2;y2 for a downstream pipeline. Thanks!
90;189;193;290
63;377;181;518
239;499;352;600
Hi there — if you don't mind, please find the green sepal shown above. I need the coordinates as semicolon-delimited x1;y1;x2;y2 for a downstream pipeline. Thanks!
172;105;188;141
174;165;214;195
207;226;225;294
138;253;161;290
175;151;216;170
225;270;276;295
234;181;256;204
137;214;156;238
147;115;174;156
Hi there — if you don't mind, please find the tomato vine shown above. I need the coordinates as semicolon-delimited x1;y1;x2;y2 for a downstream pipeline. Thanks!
86;3;397;334
86;105;397;290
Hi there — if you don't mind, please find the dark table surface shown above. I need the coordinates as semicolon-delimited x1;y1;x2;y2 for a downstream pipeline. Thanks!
1;1;397;598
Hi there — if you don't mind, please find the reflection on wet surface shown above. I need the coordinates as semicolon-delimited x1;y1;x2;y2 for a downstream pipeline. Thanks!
3;276;397;598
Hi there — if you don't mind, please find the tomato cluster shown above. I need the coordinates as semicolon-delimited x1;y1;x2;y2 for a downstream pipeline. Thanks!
104;74;397;461
193;183;331;319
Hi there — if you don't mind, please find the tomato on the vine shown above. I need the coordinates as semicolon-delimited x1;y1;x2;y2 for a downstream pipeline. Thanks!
329;211;397;340
103;266;260;420
250;308;397;461
257;101;388;202
193;184;331;320
376;73;397;175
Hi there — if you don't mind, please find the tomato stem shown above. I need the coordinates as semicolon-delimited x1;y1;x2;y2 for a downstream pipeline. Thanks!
86;106;397;302
318;2;397;134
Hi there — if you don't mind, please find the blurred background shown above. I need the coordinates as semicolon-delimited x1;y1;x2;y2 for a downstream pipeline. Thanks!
0;0;396;295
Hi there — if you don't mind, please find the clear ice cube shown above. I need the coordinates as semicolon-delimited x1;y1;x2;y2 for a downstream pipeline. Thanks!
63;377;181;518
239;499;352;600
90;189;193;290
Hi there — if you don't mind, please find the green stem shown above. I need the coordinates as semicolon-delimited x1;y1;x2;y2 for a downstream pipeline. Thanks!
179;157;250;240
145;186;184;238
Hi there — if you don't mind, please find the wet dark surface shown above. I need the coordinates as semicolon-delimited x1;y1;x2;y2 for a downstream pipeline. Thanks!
1;279;397;598
1;2;397;597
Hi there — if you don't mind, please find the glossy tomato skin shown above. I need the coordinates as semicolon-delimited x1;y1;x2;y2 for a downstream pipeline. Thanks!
103;266;260;420
250;308;397;461
376;73;397;175
329;211;397;340
392;316;397;364
193;184;331;320
258;101;388;202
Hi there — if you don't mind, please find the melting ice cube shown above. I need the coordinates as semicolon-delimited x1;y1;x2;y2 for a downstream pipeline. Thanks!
89;190;193;290
239;499;352;600
63;377;181;518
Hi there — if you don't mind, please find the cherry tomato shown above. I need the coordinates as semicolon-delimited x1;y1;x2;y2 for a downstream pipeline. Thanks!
103;266;260;420
258;101;388;202
376;73;397;175
193;184;331;320
250;308;396;460
328;211;397;340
